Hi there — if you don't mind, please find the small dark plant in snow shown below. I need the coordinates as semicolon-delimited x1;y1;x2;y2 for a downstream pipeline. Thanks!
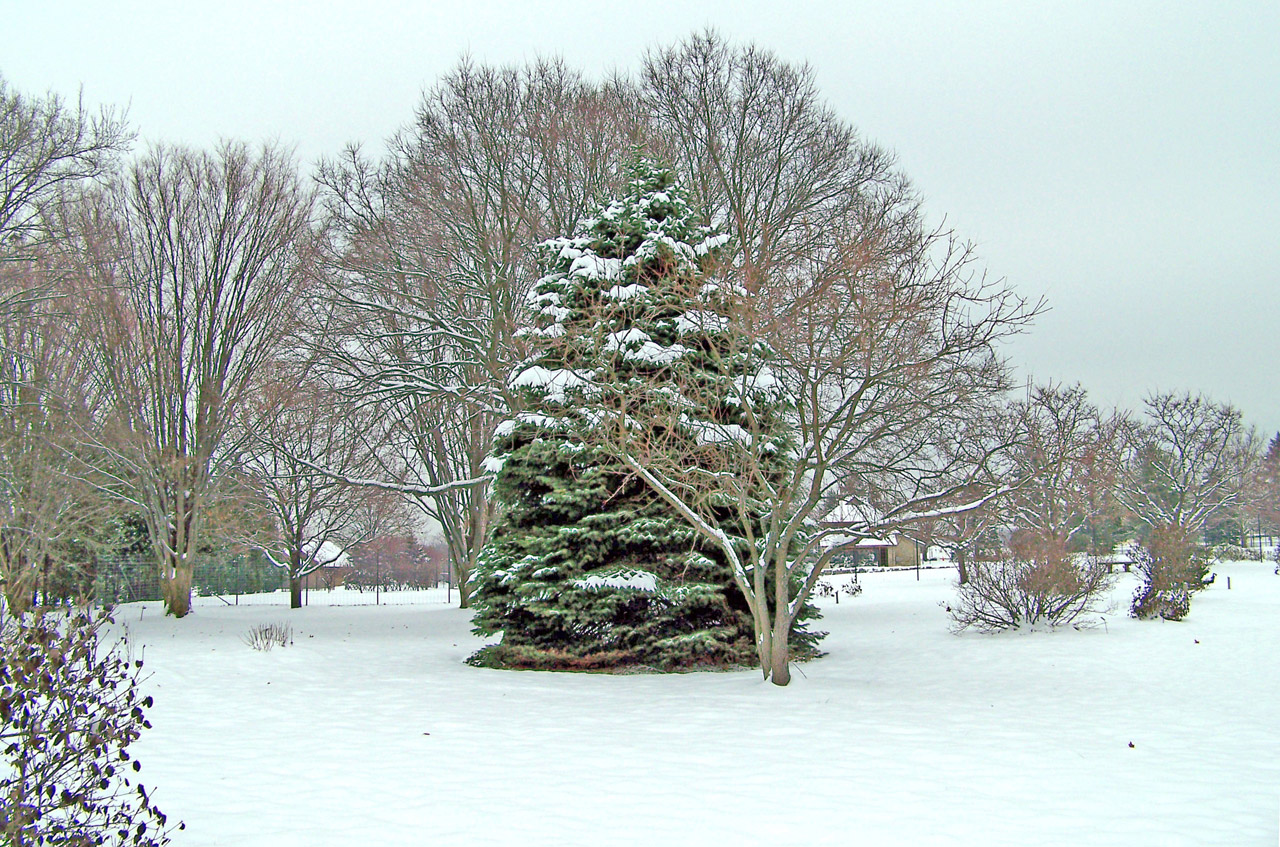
242;622;292;651
948;539;1114;632
0;606;180;846
1130;526;1209;621
813;579;862;600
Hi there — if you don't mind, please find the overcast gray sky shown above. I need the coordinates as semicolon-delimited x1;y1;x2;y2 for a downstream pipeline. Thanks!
5;0;1277;431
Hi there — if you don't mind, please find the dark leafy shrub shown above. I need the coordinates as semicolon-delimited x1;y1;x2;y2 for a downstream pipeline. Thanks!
1130;525;1210;620
1130;585;1191;621
0;607;181;846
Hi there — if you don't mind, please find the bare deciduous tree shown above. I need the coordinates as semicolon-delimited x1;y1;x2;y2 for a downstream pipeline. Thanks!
58;141;315;617
1116;391;1259;539
555;34;1041;683
0;73;131;246
0;259;110;611
1004;383;1125;553
0;77;131;610
316;58;635;605
237;376;391;608
598;220;1037;684
1116;391;1258;617
640;31;908;305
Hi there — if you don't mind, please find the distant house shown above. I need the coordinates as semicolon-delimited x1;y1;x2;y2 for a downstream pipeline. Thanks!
300;541;355;589
825;533;922;569
819;501;923;569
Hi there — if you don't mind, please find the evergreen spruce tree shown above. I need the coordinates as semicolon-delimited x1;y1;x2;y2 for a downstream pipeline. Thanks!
469;159;820;670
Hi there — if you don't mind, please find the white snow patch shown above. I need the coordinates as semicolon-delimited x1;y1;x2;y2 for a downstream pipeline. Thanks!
694;233;730;256
732;365;783;402
572;569;659;592
674;311;728;335
681;415;753;446
568;254;623;282
604;330;690;365
115;562;1280;846
603;283;647;302
510;366;597;404
700;280;749;298
494;412;567;438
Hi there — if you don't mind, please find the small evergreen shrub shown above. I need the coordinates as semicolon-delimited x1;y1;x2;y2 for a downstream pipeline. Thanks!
0;607;180;846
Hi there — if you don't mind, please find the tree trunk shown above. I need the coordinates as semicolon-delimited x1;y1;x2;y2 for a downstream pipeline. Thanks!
767;559;792;686
768;624;791;686
290;574;303;609
956;548;969;585
163;562;193;617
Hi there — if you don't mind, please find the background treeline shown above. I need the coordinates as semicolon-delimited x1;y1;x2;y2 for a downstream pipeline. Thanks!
0;31;1275;632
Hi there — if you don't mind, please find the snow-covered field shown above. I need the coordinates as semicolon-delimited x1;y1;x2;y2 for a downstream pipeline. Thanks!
120;563;1279;846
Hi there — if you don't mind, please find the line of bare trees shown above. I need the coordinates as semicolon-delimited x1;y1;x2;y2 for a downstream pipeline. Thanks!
1;76;403;615
0;31;1273;646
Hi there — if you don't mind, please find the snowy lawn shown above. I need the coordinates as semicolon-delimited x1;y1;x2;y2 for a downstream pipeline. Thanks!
120;563;1279;846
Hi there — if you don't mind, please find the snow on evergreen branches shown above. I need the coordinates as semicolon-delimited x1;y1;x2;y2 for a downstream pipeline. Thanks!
469;158;815;669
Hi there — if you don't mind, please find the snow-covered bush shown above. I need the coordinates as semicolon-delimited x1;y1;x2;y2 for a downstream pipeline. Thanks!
1209;543;1261;562
1130;585;1191;621
948;544;1113;632
0;607;180;845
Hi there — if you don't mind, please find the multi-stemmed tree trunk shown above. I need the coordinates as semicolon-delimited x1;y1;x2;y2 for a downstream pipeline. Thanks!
560;33;1042;684
58;141;315;617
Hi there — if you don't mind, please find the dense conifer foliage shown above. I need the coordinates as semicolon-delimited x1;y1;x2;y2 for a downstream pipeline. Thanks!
469;161;819;669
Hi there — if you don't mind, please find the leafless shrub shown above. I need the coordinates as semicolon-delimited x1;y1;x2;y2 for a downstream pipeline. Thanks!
949;540;1114;632
241;622;292;651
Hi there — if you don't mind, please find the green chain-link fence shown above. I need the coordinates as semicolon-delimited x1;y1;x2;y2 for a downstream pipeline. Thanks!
94;551;286;605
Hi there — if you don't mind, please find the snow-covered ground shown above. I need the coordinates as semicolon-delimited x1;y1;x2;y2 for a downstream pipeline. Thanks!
120;563;1279;846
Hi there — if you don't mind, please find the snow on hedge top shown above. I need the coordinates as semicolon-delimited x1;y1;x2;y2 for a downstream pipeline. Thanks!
569;253;623;282
604;329;690;365
509;366;597;404
572;569;659;592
